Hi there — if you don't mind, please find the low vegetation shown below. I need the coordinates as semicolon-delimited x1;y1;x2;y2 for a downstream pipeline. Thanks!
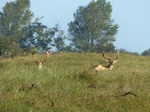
0;52;149;112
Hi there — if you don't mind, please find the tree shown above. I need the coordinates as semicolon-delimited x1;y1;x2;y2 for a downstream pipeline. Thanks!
20;19;59;53
68;0;119;52
0;0;34;56
141;48;150;56
54;29;68;51
20;19;70;53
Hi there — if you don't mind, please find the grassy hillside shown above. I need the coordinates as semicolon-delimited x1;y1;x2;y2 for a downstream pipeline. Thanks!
0;52;149;112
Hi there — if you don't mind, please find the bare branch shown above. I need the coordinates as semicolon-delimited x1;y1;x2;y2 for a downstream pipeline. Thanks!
119;92;137;97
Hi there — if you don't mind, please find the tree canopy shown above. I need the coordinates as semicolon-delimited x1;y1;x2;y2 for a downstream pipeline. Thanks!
5;0;150;57
68;0;119;52
0;0;33;56
141;48;150;56
0;0;67;56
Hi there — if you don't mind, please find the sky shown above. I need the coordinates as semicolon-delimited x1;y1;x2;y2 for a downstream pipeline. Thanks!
0;0;150;54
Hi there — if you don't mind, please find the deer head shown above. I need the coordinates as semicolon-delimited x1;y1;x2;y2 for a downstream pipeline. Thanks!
102;51;119;67
45;51;50;58
32;51;50;69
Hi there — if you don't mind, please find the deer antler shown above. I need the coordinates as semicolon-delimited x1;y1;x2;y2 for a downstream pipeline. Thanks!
32;51;49;69
114;51;119;60
102;51;111;60
42;51;50;63
32;54;39;65
42;55;48;63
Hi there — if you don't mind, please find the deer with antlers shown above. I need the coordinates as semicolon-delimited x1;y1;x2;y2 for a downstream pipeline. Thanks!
32;51;50;69
94;51;119;72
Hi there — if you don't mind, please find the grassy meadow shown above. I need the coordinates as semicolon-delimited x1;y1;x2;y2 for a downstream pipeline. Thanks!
0;52;150;112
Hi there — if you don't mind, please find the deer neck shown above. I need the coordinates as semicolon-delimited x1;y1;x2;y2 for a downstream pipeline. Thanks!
105;63;113;70
38;62;43;69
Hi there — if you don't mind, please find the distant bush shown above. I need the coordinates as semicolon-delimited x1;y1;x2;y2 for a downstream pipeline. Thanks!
117;49;140;56
141;48;150;56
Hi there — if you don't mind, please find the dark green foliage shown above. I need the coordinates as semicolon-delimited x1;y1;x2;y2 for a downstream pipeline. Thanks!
54;30;74;52
0;0;66;55
141;48;150;56
68;0;119;52
0;0;33;56
118;49;140;56
0;37;22;57
2;0;147;56
54;29;66;51
0;0;33;38
20;19;59;53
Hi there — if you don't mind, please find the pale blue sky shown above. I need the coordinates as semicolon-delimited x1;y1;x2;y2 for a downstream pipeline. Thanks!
1;0;150;53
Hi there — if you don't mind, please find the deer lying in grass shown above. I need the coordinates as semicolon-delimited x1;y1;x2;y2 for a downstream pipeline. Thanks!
94;51;119;72
32;51;50;69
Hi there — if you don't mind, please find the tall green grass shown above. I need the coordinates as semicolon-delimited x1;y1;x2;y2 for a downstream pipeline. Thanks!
0;52;149;112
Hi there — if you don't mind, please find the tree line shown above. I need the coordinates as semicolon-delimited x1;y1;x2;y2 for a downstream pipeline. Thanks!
0;0;149;57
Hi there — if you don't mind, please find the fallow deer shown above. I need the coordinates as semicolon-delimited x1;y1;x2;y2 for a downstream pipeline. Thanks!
32;51;50;69
94;51;119;72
